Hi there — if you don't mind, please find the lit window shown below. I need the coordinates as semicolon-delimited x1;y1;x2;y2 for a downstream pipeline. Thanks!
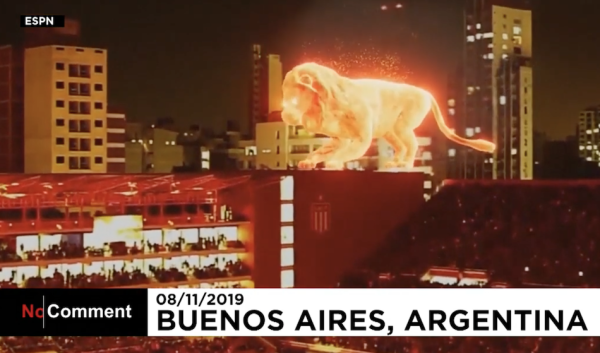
281;270;294;288
281;204;294;222
447;99;455;107
586;157;592;161
587;130;592;134
466;35;475;42
502;33;509;40
513;36;522;45
502;54;508;59
475;33;482;39
513;26;521;35
475;127;481;133
419;137;432;146
281;248;294;267
424;181;432;189
245;146;257;156
579;145;585;150
466;128;474;137
586;146;592;150
502;44;508;50
421;151;432;160
511;148;518;155
483;32;493;38
466;25;472;30
280;176;293;201
476;23;481;29
499;96;506;105
467;87;474;95
281;226;294;245
448;148;456;157
448;108;455;116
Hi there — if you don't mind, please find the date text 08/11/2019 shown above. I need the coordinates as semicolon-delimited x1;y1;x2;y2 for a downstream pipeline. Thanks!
156;293;244;307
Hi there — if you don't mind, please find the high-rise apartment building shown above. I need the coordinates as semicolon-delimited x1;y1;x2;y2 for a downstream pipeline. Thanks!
24;45;108;173
577;106;600;163
449;0;532;180
249;44;283;137
0;19;81;173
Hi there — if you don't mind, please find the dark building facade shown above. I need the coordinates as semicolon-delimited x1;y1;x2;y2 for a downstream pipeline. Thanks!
248;44;283;138
539;138;600;179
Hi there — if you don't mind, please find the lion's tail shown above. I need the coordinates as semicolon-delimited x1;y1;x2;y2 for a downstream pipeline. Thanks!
430;95;495;153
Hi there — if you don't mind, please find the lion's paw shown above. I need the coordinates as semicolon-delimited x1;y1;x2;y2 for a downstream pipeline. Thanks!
324;161;344;170
298;160;317;170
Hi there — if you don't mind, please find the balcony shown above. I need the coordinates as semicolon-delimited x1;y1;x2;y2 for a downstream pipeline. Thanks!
0;224;253;289
0;258;252;289
0;214;248;236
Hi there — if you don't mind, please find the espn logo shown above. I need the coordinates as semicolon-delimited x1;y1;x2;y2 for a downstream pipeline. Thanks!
21;15;66;27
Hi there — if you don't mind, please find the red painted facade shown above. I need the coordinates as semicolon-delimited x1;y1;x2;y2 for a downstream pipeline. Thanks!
250;171;425;288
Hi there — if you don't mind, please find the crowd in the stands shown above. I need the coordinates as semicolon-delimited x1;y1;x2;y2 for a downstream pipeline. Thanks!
0;234;243;264
0;259;248;288
362;182;600;287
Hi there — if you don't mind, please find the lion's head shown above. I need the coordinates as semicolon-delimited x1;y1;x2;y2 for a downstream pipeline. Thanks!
281;63;345;129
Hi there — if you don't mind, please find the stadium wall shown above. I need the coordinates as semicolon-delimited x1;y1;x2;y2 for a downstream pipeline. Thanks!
246;171;425;288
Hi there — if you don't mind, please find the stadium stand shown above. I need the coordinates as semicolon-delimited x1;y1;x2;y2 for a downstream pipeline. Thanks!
281;180;600;353
8;180;600;352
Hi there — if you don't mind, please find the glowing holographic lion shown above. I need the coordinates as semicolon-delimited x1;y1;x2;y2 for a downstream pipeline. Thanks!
281;62;495;170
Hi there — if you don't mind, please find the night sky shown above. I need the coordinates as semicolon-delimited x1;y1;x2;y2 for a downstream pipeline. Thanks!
2;0;599;139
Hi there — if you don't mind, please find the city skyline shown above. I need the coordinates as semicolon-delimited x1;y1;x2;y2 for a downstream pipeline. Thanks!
1;0;600;140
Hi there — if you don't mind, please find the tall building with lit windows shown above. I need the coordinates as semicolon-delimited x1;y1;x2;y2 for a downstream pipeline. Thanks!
0;18;81;173
24;45;108;173
577;106;600;163
451;0;532;180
